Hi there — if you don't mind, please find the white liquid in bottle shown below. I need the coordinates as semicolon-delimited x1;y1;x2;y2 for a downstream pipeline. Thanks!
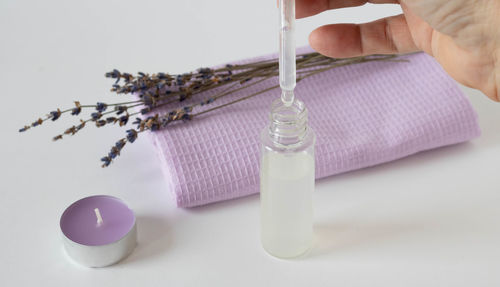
260;150;314;258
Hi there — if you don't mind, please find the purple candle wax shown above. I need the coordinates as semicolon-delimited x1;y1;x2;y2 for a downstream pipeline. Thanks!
60;195;135;246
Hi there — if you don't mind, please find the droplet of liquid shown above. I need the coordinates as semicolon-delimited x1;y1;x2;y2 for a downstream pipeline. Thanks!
281;90;294;107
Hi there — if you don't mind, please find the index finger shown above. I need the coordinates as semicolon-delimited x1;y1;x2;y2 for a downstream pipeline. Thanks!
296;0;399;19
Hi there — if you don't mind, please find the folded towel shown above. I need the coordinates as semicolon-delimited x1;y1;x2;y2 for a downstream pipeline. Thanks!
148;48;480;208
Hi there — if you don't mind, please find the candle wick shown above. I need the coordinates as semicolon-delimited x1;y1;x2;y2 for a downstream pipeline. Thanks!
94;208;104;226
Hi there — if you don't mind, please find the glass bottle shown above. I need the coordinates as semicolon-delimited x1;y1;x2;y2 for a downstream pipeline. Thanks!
260;97;315;258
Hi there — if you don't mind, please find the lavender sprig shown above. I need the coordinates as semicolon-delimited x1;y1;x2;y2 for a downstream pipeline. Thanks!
19;52;403;167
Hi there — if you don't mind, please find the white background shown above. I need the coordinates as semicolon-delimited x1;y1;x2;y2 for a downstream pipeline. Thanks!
1;0;500;286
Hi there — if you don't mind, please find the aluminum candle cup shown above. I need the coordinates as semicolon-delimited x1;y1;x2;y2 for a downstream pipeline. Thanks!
60;195;137;267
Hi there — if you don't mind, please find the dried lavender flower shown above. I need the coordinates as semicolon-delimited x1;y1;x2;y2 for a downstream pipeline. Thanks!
101;156;111;167
91;112;102;121
119;115;129;126
50;109;62;121
96;102;108;112
96;120;106;127
71;101;82;115
126;129;138;143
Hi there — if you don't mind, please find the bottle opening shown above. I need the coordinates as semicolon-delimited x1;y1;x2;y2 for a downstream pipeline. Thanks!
268;98;308;146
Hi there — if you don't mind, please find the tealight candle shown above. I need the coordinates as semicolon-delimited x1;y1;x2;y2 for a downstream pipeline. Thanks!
60;195;137;267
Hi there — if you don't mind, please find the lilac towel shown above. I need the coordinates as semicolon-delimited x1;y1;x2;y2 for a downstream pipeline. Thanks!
149;49;480;208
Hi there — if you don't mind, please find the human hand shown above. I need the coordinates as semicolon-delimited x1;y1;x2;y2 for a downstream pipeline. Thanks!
296;0;500;101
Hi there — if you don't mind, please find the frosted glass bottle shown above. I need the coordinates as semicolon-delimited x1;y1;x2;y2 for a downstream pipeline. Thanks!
260;98;315;258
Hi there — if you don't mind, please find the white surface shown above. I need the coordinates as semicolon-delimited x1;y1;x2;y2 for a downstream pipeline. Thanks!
1;1;499;286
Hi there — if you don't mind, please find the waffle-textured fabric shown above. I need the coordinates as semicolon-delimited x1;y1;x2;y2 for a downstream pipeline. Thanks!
149;49;480;208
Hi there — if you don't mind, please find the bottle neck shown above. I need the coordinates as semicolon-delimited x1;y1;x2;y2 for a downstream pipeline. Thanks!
268;98;308;147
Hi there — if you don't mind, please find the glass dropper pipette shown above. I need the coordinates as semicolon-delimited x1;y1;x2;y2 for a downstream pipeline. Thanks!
279;0;296;106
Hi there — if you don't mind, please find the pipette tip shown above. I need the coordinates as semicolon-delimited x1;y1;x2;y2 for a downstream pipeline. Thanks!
281;90;295;107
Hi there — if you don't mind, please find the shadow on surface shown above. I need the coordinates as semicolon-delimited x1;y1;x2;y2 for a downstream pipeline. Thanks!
186;193;259;213
462;86;500;149
308;142;477;258
316;141;476;187
307;220;425;259
121;215;172;265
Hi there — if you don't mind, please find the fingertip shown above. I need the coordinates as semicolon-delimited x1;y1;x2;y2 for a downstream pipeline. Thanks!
308;24;362;58
309;26;334;57
308;28;321;52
